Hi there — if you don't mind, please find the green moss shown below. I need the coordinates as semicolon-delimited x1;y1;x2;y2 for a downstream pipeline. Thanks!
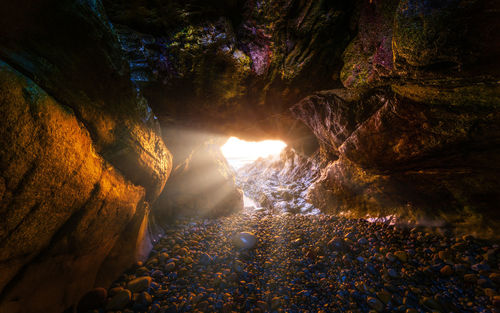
340;37;374;89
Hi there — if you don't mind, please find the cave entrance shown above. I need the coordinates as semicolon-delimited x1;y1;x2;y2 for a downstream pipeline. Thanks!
221;137;287;170
221;137;287;208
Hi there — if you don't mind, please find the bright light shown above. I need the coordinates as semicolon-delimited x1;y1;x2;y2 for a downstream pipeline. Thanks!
221;137;287;169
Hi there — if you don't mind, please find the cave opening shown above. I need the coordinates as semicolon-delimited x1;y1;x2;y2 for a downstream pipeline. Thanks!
221;136;287;209
221;137;287;170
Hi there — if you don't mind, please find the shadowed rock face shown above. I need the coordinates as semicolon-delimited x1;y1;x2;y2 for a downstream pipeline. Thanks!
292;90;500;236
0;0;499;311
0;1;172;312
0;61;152;312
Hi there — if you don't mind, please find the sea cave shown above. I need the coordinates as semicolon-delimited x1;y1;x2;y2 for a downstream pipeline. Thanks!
0;0;499;312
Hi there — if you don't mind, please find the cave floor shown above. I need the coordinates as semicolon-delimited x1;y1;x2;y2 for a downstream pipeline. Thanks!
99;209;499;313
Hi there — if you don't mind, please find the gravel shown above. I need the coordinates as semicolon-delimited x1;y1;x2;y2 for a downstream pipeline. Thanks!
94;208;499;313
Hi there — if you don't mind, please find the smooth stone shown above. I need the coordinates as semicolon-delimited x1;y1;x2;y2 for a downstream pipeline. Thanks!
233;232;257;250
150;303;161;313
484;288;497;297
109;286;124;297
358;237;368;245
440;265;453;276
386;253;397;262
367;297;384;312
127;276;152;293
106;289;131;311
135;266;149;276
422;296;443;311
271;297;281;310
490;273;500;284
199;253;213;265
376;290;392;305
165;262;176;272
151;269;163;279
464;273;477;283
394;251;408;263
159;252;169;263
388;268;399;278
493;295;500;308
138;291;152;306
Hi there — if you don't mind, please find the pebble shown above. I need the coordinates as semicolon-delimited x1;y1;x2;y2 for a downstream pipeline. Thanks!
358;237;368;245
490;272;500;284
440;265;453;276
394;251;408;263
464;273;477;283
388;268;399;278
385;252;396;262
164;262;175;272
127;276;151;293
94;209;499;313
376;290;392;305
367;296;384;312
232;232;257;249
105;289;131;311
199;252;213;265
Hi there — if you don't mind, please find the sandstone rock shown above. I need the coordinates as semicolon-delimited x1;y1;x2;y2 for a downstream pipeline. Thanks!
0;60;153;313
291;90;382;153
340;0;398;89
0;0;172;202
305;89;500;238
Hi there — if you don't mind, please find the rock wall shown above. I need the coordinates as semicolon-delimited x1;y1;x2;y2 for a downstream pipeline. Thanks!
297;90;500;234
290;0;500;237
0;1;172;312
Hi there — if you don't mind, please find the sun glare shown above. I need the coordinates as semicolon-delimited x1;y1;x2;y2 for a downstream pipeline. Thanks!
221;137;287;169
